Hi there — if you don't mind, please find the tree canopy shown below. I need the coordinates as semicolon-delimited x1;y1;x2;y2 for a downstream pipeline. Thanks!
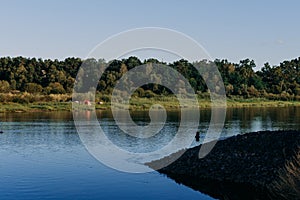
0;56;299;101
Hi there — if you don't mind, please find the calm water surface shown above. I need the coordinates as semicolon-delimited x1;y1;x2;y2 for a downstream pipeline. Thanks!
0;107;299;200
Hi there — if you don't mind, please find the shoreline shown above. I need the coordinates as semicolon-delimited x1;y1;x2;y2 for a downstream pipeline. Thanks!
0;98;300;113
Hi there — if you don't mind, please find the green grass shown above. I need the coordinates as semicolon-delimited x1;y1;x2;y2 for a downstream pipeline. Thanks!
0;96;299;112
226;97;300;107
0;102;71;112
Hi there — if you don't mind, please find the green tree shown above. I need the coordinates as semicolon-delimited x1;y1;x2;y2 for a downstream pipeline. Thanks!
0;80;10;92
47;82;65;94
24;83;43;93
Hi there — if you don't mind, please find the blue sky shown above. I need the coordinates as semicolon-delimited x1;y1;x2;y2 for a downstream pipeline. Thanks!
1;0;300;69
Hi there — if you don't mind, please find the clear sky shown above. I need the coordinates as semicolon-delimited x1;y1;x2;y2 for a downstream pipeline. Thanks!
1;0;300;69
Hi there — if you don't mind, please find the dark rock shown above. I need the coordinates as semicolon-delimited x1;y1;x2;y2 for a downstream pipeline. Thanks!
146;130;300;200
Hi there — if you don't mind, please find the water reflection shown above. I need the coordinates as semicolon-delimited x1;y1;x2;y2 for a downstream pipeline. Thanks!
0;111;73;122
1;107;299;155
0;107;299;199
222;106;300;137
0;110;211;200
159;173;270;200
0;107;299;157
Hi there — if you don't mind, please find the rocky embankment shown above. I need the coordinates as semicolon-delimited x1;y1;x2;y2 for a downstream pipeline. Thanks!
147;130;300;200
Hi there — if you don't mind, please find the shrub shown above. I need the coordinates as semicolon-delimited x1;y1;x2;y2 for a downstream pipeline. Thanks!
0;80;10;92
268;148;300;199
144;90;156;98
24;83;43;93
47;82;66;94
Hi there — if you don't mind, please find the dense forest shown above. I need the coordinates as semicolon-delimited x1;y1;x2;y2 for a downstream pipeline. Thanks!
0;56;300;102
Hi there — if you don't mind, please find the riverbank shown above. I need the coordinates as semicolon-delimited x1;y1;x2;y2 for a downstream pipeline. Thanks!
146;130;300;200
0;97;300;112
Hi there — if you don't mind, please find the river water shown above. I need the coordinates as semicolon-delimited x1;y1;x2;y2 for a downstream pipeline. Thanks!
0;106;299;199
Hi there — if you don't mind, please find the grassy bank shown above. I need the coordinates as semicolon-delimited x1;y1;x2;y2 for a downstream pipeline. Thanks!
226;98;300;107
0;96;300;112
0;102;72;112
128;96;300;110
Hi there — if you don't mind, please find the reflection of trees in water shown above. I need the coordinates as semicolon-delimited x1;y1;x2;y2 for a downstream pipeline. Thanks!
224;107;300;132
0;111;73;122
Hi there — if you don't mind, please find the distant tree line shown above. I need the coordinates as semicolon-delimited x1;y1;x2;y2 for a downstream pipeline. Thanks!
0;56;299;101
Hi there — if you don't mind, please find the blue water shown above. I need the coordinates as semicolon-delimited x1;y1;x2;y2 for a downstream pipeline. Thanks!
0;107;299;200
0;112;211;200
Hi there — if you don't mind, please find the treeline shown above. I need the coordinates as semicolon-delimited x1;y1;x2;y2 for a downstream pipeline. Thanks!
0;56;300;102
